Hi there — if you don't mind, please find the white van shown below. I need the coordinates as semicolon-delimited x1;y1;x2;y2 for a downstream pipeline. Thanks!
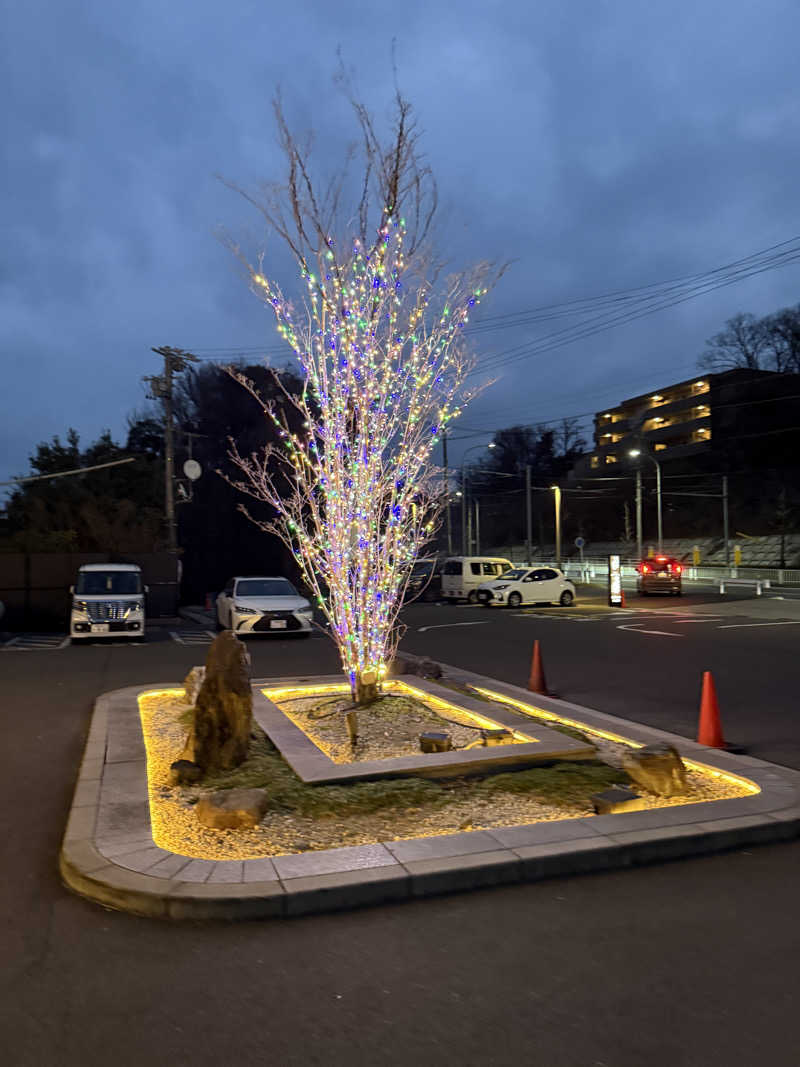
441;557;513;603
70;563;146;643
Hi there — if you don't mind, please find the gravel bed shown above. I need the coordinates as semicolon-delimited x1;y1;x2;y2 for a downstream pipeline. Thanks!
277;693;512;763
137;691;754;862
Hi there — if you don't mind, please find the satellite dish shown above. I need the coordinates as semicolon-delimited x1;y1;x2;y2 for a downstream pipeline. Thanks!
183;459;202;481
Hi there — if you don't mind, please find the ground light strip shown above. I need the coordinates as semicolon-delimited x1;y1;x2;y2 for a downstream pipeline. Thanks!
262;679;537;742
470;685;760;795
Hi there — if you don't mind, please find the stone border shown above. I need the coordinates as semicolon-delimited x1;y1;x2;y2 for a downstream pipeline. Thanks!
60;669;800;920
254;675;596;783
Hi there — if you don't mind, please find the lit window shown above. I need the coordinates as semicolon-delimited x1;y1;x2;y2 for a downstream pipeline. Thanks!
651;394;663;402
605;454;617;464
654;443;667;452
590;455;600;469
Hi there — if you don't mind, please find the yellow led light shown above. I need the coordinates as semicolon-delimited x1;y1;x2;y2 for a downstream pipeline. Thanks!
263;680;536;743
470;686;760;795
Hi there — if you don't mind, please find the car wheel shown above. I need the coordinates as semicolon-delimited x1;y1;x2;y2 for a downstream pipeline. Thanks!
467;591;478;604
507;591;522;608
559;590;574;607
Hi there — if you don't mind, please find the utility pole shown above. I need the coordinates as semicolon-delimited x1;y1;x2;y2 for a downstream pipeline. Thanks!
145;346;199;554
722;475;730;572
634;469;643;561
525;465;532;563
442;429;452;555
474;498;481;555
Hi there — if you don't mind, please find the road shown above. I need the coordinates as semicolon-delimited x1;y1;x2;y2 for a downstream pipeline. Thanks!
1;594;799;1066
400;583;800;769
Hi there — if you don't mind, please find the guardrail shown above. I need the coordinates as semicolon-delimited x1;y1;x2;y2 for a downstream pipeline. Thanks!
562;559;800;586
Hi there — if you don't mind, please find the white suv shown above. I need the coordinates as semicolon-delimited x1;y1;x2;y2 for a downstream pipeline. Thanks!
477;566;576;608
70;563;146;642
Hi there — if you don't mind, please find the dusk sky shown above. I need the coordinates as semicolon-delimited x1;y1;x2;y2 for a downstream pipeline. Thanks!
2;1;799;494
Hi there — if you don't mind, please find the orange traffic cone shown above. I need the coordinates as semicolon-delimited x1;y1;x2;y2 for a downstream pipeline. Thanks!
697;671;725;748
528;640;549;695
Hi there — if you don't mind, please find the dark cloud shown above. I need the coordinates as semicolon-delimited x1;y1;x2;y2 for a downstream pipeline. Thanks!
2;0;799;490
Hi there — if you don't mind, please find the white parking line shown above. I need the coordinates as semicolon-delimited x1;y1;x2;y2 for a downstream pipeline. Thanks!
170;629;215;645
1;634;68;650
417;621;490;633
717;621;800;630
617;625;684;637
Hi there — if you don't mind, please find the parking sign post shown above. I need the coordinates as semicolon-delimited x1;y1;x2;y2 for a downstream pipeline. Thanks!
608;554;623;607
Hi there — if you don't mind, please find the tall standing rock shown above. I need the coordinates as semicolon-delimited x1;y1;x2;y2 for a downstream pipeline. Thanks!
185;631;253;773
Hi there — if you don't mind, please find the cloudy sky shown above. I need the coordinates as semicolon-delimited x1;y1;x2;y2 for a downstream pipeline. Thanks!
2;0;799;492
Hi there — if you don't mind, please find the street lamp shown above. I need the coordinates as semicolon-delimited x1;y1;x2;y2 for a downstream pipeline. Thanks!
550;485;562;568
628;448;662;555
461;443;495;554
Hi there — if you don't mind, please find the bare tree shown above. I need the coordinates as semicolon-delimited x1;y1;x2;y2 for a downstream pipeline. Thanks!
699;312;769;371
222;76;502;704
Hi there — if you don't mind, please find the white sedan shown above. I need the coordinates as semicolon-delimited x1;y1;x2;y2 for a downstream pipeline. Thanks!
476;566;576;608
215;576;314;636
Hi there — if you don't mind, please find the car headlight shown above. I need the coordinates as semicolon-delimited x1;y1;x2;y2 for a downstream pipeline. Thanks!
493;591;504;600
73;600;89;614
125;601;143;613
233;605;258;615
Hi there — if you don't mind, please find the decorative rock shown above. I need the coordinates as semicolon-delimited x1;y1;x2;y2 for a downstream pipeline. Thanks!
417;658;442;679
182;666;206;705
592;787;647;814
195;788;269;829
482;728;513;747
169;759;203;786
419;731;452;753
388;654;442;679
622;743;688;797
184;631;253;773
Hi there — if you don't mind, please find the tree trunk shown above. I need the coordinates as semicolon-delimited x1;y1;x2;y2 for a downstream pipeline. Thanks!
353;669;379;706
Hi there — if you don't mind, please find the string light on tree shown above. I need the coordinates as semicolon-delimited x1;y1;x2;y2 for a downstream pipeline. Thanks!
229;217;493;702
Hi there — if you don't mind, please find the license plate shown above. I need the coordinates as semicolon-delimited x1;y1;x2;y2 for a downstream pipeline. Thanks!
92;623;109;633
270;619;287;629
658;572;668;578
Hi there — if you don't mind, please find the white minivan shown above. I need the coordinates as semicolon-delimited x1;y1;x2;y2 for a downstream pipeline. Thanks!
441;556;513;603
70;563;146;643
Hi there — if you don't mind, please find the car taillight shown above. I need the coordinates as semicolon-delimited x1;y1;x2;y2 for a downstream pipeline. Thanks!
674;564;682;574
642;564;649;574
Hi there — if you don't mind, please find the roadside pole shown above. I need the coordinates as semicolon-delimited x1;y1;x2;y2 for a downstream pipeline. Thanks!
442;429;452;555
525;465;532;563
723;475;730;573
635;469;643;561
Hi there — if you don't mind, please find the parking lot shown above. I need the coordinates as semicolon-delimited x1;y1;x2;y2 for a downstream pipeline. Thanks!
2;580;799;1066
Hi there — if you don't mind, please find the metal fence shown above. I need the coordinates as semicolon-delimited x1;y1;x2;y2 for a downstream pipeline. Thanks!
565;557;800;585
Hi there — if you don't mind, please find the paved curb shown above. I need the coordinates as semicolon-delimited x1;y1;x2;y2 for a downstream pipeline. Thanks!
60;672;800;920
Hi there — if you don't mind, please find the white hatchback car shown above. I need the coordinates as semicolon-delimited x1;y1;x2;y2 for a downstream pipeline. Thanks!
476;566;576;608
216;576;314;636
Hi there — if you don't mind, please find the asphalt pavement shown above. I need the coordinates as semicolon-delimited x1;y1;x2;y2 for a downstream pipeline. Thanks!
1;599;799;1066
400;583;800;769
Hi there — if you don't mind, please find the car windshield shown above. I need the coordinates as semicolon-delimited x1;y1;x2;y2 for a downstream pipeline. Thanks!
501;569;528;581
645;559;678;571
76;571;142;595
235;579;297;598
410;561;434;578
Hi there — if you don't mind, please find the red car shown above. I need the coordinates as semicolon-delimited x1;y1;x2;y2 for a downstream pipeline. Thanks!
637;556;683;596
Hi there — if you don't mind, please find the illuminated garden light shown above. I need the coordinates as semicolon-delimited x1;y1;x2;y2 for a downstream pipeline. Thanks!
228;215;494;703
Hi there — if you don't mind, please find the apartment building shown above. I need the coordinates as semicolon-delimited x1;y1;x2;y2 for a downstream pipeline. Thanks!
573;368;797;476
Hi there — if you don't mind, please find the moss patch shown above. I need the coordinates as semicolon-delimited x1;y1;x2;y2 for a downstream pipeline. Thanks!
204;725;625;817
